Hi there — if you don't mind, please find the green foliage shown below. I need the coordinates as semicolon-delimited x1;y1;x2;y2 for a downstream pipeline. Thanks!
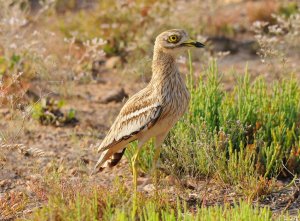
122;58;300;198
162;59;300;189
25;177;291;221
28;199;287;220
125;140;155;173
31;98;78;126
0;54;23;76
279;2;299;18
57;0;173;58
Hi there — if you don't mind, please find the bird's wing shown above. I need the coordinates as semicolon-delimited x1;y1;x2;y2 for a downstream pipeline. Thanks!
97;94;162;153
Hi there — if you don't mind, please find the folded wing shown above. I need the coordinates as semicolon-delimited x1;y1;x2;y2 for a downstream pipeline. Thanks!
94;95;162;171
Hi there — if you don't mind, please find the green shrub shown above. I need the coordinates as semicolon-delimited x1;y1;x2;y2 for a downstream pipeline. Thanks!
162;60;300;187
25;176;291;221
279;2;298;18
31;98;78;126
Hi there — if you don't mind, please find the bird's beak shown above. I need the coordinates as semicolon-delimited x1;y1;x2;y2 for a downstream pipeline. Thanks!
181;39;205;48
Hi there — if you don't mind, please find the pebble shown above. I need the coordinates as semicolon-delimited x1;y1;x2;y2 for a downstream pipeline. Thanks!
105;56;121;69
100;88;128;104
143;184;155;192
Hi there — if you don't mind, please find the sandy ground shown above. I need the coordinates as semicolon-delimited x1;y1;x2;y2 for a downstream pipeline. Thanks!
1;44;300;219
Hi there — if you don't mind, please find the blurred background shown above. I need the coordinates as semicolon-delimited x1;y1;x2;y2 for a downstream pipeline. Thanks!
1;0;299;105
1;0;300;95
1;0;299;124
1;1;300;219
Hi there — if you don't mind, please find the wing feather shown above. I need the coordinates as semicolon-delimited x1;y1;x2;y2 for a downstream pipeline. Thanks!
93;89;163;173
97;98;162;153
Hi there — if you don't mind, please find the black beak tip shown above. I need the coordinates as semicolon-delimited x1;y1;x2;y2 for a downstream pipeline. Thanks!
195;42;205;48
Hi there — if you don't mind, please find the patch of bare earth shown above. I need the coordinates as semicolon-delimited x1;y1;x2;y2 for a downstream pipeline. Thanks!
1;54;300;219
1;6;300;215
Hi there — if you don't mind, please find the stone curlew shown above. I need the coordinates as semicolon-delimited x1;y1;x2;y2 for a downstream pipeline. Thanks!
94;29;204;192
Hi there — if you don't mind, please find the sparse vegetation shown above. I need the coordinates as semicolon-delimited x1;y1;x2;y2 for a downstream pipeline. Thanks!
18;171;294;221
31;98;78;126
1;0;300;220
163;60;300;195
125;59;300;199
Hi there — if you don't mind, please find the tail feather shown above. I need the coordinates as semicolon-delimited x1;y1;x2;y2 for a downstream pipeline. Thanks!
107;148;126;167
93;149;110;174
92;148;126;174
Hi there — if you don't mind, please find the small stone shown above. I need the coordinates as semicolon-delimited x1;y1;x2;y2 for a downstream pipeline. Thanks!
29;174;42;181
92;60;106;78
185;179;197;190
143;184;155;192
69;168;86;176
105;56;121;69
0;108;10;116
188;193;198;198
228;192;236;197
137;177;151;186
100;88;128;104
80;157;90;165
164;175;177;186
0;180;8;187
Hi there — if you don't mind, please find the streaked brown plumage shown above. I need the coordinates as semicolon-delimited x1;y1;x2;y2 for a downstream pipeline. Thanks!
94;29;204;173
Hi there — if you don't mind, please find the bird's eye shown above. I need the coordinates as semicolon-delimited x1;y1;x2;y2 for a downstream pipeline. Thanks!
168;35;179;43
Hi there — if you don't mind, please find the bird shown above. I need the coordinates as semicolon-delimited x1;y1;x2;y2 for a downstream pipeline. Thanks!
93;29;204;192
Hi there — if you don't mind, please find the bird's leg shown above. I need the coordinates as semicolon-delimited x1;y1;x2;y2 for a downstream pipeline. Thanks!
152;145;161;186
131;141;144;219
151;134;166;193
132;146;141;194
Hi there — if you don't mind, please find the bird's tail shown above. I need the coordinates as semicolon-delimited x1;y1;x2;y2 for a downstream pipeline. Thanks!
107;148;126;167
92;148;126;174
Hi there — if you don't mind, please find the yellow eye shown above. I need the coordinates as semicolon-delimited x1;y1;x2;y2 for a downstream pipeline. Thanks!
168;35;179;43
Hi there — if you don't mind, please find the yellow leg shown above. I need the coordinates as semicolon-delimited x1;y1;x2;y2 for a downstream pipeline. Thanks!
152;134;166;182
152;145;161;185
153;145;161;170
131;145;142;219
132;147;142;193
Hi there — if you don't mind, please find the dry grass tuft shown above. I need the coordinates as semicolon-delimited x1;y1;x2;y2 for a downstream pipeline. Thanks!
0;191;28;220
0;142;47;157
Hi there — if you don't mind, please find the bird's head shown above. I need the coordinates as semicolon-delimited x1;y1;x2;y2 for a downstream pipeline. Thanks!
154;29;204;55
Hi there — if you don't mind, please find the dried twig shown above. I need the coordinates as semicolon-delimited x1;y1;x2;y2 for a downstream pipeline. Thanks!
0;142;47;157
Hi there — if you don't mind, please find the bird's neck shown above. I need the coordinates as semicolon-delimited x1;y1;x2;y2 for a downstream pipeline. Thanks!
151;48;178;83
